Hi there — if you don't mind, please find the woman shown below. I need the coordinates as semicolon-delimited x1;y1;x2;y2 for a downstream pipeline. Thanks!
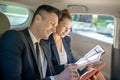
50;9;75;64
49;9;106;80
49;9;85;75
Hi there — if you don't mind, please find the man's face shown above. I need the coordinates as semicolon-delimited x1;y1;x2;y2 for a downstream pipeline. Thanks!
38;12;58;40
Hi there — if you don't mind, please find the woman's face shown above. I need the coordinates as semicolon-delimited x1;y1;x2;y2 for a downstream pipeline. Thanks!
56;18;72;38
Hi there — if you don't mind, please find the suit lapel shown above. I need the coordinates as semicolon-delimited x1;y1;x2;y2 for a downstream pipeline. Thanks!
40;40;55;75
22;29;38;65
40;40;50;61
50;35;60;65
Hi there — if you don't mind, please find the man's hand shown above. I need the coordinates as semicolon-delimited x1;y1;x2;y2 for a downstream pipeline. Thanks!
54;64;80;80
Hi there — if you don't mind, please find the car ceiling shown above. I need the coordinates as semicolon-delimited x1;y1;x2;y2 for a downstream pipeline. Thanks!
1;0;120;16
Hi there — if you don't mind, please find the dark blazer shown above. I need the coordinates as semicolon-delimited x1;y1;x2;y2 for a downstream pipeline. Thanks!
47;34;76;74
49;34;76;65
49;34;86;75
0;28;54;80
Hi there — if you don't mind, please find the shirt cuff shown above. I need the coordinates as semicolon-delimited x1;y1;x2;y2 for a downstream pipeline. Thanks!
50;76;55;80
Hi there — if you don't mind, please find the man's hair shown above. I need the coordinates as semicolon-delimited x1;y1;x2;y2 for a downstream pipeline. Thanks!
31;5;61;23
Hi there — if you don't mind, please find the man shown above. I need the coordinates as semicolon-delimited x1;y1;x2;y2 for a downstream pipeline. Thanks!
0;5;79;80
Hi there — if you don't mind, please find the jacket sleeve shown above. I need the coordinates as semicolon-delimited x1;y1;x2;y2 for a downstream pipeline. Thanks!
53;64;64;75
65;36;77;63
0;30;24;80
65;36;87;75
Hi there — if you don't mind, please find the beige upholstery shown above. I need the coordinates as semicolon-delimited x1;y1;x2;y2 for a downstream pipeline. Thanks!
0;12;10;36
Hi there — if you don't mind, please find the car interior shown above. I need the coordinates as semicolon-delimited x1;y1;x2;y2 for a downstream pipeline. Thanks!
0;0;120;80
0;12;10;36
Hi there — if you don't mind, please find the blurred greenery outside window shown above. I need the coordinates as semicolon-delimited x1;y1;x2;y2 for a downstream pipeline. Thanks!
0;4;29;28
71;14;115;44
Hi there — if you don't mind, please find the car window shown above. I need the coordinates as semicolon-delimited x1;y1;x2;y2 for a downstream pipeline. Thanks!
71;14;115;44
0;4;29;28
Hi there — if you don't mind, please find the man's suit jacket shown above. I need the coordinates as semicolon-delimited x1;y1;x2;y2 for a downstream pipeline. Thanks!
0;28;54;80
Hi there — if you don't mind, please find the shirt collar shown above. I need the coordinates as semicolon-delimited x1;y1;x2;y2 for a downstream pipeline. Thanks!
28;29;38;44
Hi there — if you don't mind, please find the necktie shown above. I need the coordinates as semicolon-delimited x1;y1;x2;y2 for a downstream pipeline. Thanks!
35;42;43;78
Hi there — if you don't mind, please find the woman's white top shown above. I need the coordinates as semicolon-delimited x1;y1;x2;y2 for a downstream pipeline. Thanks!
57;41;67;65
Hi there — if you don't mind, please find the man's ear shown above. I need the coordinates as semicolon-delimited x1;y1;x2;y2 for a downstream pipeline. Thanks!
35;14;41;23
